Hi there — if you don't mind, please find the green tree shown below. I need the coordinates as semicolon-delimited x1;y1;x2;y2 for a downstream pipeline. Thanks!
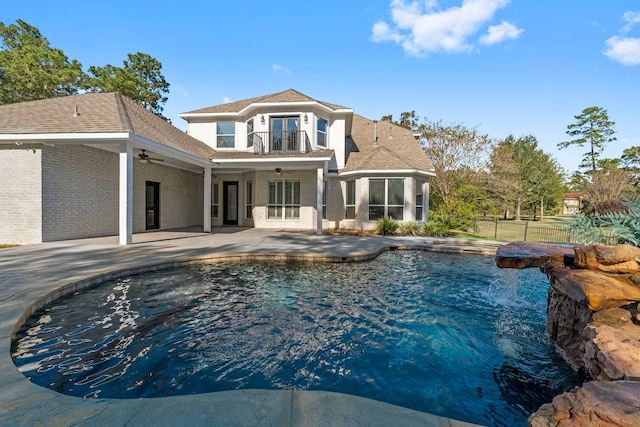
85;52;170;120
491;135;565;220
0;19;85;103
418;119;493;206
558;106;616;172
621;146;640;188
381;111;419;131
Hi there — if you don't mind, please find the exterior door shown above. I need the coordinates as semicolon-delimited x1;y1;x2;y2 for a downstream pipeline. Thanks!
223;181;238;225
145;181;160;230
271;117;299;152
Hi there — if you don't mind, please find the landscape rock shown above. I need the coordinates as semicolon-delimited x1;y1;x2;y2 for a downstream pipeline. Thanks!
528;381;640;427
550;269;640;311
574;244;640;273
495;242;575;269
583;315;640;381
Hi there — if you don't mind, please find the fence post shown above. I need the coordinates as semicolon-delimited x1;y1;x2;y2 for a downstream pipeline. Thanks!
524;220;529;242
494;217;498;239
473;218;477;235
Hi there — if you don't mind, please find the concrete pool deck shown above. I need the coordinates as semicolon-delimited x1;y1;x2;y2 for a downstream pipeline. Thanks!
0;228;501;426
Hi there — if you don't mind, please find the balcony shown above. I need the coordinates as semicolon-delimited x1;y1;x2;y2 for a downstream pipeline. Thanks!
250;131;311;154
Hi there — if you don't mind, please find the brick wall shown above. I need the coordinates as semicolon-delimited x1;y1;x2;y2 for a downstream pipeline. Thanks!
42;145;119;241
133;161;203;232
0;146;43;244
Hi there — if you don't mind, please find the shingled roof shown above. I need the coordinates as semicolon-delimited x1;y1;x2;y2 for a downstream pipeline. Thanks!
343;114;435;174
0;92;215;159
182;89;349;115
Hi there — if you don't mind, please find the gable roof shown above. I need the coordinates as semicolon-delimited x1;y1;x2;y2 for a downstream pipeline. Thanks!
0;92;215;160
343;114;435;174
181;89;350;115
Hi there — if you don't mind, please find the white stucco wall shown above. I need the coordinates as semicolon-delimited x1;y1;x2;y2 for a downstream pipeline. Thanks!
0;145;43;245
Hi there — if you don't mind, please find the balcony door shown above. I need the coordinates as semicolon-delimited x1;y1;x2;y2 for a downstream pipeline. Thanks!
271;117;299;152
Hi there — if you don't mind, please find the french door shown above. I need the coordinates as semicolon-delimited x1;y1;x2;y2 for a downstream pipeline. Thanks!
270;117;299;152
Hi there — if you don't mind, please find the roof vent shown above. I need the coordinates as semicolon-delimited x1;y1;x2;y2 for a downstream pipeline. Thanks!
72;105;80;117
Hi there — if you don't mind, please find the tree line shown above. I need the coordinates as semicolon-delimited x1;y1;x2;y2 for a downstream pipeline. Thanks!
0;19;170;120
384;105;638;230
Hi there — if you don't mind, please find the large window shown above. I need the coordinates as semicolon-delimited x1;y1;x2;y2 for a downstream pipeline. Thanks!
245;181;253;219
317;118;328;147
211;182;219;218
369;178;404;221
345;180;356;219
268;179;300;219
216;122;235;148
246;119;254;148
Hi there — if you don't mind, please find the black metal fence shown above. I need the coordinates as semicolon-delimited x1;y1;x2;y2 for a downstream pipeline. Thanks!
472;217;618;244
250;131;310;154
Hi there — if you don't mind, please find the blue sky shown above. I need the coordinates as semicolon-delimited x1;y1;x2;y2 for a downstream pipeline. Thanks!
3;1;639;174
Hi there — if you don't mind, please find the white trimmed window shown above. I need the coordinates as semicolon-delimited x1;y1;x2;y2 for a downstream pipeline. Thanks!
317;118;328;147
247;119;254;148
416;180;424;221
211;182;219;218
245;181;253;219
369;178;404;221
345;180;356;219
268;179;300;219
322;181;327;220
216;122;235;148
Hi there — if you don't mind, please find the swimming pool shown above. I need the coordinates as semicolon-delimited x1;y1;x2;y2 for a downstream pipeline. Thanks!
11;251;584;426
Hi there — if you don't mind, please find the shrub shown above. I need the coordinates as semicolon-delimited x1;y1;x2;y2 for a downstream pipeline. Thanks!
398;221;422;236
422;216;453;237
376;217;399;235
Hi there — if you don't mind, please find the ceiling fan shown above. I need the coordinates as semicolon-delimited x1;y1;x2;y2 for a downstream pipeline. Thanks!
138;150;164;164
274;167;292;175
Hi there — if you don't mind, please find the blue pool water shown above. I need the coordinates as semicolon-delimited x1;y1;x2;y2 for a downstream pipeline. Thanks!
11;251;585;426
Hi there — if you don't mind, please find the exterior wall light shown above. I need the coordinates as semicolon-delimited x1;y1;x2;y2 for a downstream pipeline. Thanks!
304;113;308;124
260;114;265;125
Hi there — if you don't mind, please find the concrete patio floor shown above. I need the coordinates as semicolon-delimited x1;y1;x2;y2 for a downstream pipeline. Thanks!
0;228;500;426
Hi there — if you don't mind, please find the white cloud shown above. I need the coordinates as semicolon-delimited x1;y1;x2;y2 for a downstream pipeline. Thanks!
222;96;232;103
479;20;523;45
272;64;291;74
603;11;640;66
603;36;640;66
372;0;521;56
622;11;640;33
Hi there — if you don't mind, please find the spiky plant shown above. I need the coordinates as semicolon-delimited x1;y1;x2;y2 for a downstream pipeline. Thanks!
568;194;640;246
398;221;422;236
376;217;399;236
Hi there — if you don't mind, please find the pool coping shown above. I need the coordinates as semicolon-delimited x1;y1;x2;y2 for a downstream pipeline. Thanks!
1;230;498;426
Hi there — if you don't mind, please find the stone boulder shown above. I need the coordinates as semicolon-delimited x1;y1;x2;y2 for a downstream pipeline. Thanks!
495;242;575;269
550;269;640;311
528;381;640;427
583;308;640;381
574;244;640;273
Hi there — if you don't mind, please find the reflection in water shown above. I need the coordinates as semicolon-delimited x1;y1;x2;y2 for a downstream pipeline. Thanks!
11;251;585;427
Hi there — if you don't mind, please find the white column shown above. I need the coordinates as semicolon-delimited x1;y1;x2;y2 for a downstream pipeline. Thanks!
316;167;323;235
203;165;212;233
119;142;133;245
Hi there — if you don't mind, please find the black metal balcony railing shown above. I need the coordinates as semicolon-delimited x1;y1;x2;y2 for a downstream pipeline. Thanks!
250;131;311;154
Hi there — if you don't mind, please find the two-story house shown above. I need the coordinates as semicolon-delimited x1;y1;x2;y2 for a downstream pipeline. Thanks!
0;89;434;245
180;89;435;233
